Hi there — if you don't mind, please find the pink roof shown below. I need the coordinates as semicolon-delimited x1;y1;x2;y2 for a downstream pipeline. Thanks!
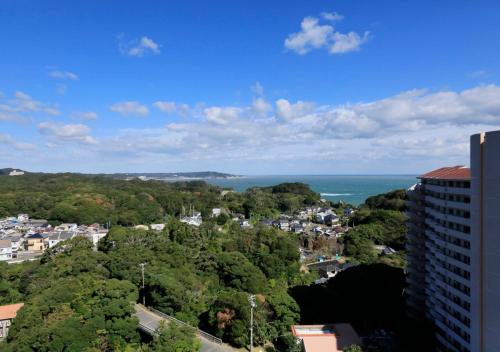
419;166;470;181
0;303;24;320
292;324;362;352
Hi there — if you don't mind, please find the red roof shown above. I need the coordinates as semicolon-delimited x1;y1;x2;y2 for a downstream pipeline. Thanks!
0;303;24;321
419;166;470;180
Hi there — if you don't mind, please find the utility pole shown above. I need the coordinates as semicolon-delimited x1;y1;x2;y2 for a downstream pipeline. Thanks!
140;263;146;305
248;295;256;352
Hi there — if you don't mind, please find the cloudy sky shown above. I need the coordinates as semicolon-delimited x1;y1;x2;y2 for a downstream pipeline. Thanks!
1;0;500;175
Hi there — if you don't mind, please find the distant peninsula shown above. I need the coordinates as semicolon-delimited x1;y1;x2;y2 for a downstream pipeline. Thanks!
108;171;242;181
0;169;241;180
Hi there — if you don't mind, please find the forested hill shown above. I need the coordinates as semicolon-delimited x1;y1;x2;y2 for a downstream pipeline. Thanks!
108;171;239;179
0;173;320;225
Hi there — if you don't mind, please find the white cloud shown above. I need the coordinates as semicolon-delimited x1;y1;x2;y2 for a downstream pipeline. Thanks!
284;17;333;55
0;91;59;116
125;36;161;57
71;111;98;121
38;121;97;145
11;84;500;174
321;12;344;22
153;101;177;114
275;99;314;121
284;14;369;55
49;70;78;80
204;106;242;125
0;133;35;150
330;31;370;54
252;97;272;117
110;101;149;117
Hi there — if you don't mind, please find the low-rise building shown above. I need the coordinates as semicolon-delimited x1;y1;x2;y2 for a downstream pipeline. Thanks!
150;224;165;231
0;240;13;261
0;303;24;338
47;231;75;248
292;324;362;352
26;233;47;252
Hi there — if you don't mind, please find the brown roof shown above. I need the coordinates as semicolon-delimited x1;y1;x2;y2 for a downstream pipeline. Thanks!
0;303;24;320
419;166;470;181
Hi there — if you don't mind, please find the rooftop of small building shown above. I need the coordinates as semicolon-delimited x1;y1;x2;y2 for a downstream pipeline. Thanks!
0;303;24;321
418;165;471;181
292;324;362;352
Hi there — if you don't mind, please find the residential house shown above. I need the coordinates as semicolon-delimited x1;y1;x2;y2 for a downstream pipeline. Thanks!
17;214;29;222
55;223;78;232
26;233;47;252
180;215;203;227
291;223;304;234
273;219;290;232
47;231;75;248
211;208;222;218
324;214;340;226
240;220;251;229
343;208;355;217
0;303;24;338
5;235;23;254
85;231;108;247
0;240;13;261
150;224;165;231
316;210;336;224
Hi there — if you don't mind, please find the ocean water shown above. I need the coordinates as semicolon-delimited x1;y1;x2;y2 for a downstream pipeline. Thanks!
207;175;417;206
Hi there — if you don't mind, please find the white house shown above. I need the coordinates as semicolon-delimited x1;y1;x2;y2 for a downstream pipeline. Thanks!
85;231;107;247
150;224;165;231
47;231;75;248
180;215;203;227
17;214;29;222
0;240;13;261
211;208;222;218
5;235;23;253
55;223;78;232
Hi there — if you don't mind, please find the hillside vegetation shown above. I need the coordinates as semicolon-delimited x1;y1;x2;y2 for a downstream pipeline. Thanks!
1;220;310;351
0;174;319;225
341;189;408;267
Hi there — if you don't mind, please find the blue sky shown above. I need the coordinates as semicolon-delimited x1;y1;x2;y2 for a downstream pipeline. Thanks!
1;0;500;174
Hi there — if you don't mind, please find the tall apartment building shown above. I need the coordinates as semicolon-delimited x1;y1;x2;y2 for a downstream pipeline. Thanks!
406;130;500;352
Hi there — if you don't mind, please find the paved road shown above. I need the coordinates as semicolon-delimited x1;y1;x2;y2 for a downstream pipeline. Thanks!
134;304;235;352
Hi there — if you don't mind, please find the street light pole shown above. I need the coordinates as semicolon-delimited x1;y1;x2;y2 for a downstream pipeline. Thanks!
140;263;146;305
248;295;256;352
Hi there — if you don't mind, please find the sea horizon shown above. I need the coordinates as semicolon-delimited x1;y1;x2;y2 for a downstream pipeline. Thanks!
206;174;417;206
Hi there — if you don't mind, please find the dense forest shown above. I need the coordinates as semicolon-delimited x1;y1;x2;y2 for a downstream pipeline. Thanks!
1;221;311;351
0;173;320;225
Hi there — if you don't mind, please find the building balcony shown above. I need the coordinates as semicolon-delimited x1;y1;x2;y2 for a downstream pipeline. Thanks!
434;314;471;349
434;251;470;271
424;184;470;196
426;208;470;227
434;278;470;302
425;195;470;211
425;218;470;241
